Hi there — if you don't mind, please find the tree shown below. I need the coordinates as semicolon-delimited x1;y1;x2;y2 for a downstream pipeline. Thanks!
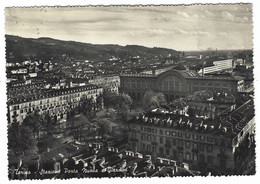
143;90;166;110
78;95;97;118
103;89;117;108
97;119;113;138
23;111;46;144
8;122;35;156
37;117;57;153
110;93;132;120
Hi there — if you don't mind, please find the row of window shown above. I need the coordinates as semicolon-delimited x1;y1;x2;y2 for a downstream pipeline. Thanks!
124;82;154;89
10;91;100;110
140;127;214;143
140;134;213;152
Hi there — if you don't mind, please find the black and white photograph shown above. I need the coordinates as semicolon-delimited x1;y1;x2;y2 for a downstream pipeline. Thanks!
3;3;256;180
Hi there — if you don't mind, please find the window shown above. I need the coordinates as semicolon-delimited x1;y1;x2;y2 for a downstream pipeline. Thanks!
141;135;145;140
193;134;198;140
178;141;183;148
159;148;164;155
200;135;205;141
199;144;204;151
142;144;145;150
185;133;190;139
192;143;198;150
214;138;219;145
160;129;163;135
172;139;177;145
185;141;190;148
132;143;136;150
178;132;183;138
165;131;170;136
207;136;213;142
152;136;156;142
178;152;183;159
166;149;170;155
193;154;198;161
186;152;191;160
172;131;176;136
147;135;151;141
199;154;205;162
147;145;151;152
207;145;213;152
207;156;213;164
160;137;164;144
152;146;156;152
166;138;171;145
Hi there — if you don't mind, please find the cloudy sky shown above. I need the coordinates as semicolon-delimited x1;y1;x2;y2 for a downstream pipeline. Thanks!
5;4;252;51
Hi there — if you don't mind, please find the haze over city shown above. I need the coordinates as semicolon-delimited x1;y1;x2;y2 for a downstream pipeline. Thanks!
5;4;252;51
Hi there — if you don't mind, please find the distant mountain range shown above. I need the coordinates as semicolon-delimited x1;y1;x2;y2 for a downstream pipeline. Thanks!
6;35;180;63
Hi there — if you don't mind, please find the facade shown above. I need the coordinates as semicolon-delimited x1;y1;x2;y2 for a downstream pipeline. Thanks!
88;75;120;93
7;84;103;124
127;99;254;174
120;69;244;102
187;100;236;119
198;59;233;75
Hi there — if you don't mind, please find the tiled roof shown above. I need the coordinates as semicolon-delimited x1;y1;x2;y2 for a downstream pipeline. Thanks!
129;99;254;138
7;84;102;105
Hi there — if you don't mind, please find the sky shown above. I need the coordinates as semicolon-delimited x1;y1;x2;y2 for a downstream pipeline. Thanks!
5;4;253;51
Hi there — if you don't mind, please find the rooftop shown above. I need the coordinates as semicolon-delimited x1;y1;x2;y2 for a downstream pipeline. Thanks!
128;99;254;139
8;84;102;105
120;69;244;81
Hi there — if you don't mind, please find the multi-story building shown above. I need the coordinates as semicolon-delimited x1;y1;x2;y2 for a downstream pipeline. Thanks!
198;59;233;75
88;75;120;93
120;69;244;102
7;84;103;124
127;99;254;174
185;92;236;119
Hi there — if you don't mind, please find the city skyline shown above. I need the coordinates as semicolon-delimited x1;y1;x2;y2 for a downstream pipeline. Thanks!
5;4;253;51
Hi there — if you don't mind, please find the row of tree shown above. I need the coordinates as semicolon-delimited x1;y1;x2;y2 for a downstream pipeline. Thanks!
8;111;57;156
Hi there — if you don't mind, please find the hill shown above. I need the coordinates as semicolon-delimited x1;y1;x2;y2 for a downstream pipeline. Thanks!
5;35;180;63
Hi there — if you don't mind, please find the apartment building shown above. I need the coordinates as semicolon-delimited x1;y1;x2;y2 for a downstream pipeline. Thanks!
7;84;103;124
127;99;255;174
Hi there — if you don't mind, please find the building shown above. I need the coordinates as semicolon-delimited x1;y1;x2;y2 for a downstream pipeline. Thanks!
185;91;236;119
198;59;233;75
120;69;244;102
88;75;120;93
7;84;103;124
141;66;174;75
127;99;254;174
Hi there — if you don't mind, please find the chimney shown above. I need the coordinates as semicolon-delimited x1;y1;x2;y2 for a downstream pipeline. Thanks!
181;163;189;170
174;165;178;174
152;69;155;75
